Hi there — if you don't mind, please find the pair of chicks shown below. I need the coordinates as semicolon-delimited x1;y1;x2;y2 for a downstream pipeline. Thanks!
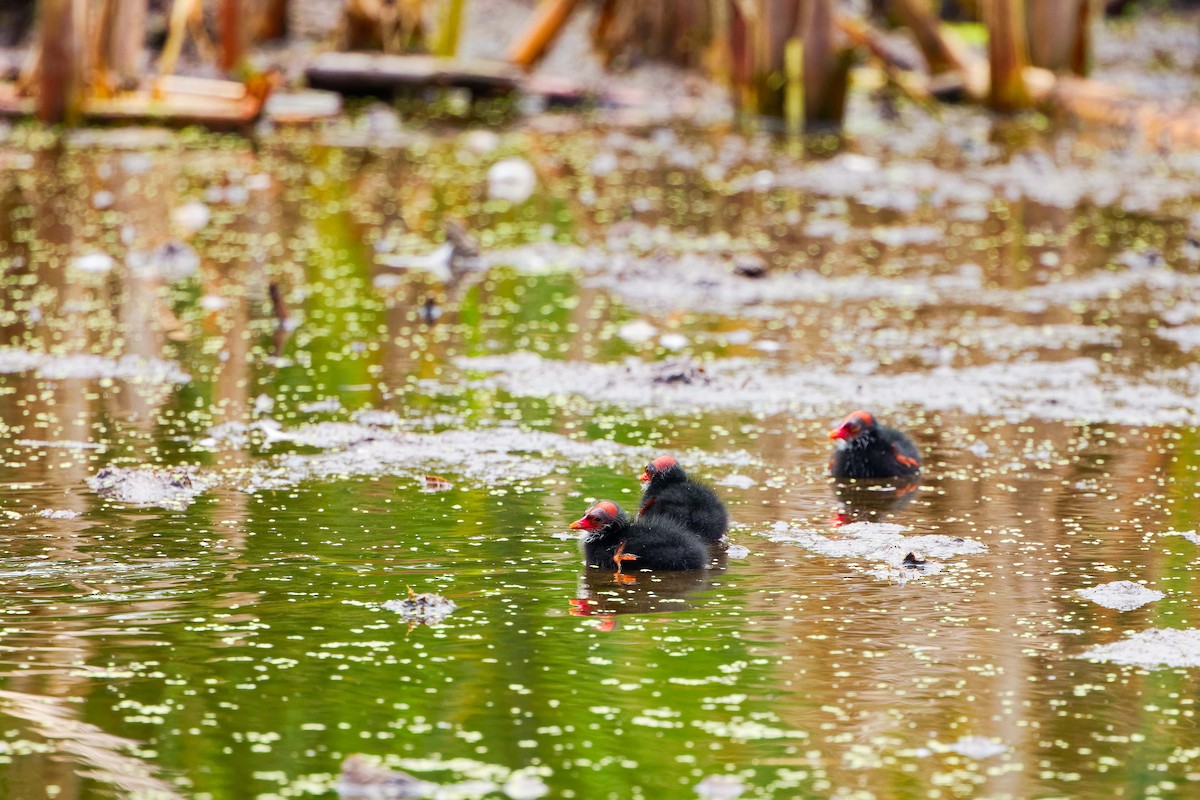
569;411;921;574
569;455;728;574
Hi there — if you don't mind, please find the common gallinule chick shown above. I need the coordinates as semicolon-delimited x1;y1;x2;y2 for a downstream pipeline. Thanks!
638;455;729;543
569;500;707;573
828;410;921;479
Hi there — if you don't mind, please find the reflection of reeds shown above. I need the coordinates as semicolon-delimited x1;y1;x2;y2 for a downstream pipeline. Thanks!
0;689;183;798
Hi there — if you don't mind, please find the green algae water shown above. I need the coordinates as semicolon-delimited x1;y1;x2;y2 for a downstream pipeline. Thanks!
0;112;1199;800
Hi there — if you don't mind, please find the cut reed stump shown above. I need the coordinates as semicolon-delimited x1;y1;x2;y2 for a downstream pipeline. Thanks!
36;0;86;124
982;0;1033;110
839;6;1200;151
728;0;853;129
591;0;716;70
1027;0;1097;75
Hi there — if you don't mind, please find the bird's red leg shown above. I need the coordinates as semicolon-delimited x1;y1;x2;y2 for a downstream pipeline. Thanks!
613;541;640;570
612;541;639;584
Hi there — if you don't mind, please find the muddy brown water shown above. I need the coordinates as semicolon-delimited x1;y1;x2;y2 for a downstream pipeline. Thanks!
0;109;1198;799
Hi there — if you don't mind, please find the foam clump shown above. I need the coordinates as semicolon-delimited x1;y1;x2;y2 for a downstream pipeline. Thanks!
941;736;1007;759
383;591;457;626
1076;580;1164;612
769;520;987;568
695;774;746;800
125;421;644;509
241;426;639;493
88;467;210;510
37;509;81;520
1081;629;1200;669
336;755;437;799
458;350;1200;427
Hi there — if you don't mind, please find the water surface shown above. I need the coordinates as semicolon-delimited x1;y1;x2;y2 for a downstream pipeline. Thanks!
0;109;1198;799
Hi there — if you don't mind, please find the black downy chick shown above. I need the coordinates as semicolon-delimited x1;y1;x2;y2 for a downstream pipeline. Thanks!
570;500;707;572
828;410;921;479
638;455;729;543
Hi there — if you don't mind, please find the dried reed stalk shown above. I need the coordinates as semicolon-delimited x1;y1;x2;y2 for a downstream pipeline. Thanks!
982;0;1032;110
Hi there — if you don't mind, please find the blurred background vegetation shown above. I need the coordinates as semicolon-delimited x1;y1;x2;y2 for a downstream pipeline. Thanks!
0;0;1196;134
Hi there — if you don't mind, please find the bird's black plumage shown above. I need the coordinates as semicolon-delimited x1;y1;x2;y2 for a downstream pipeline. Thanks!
570;501;707;571
638;455;729;543
828;410;921;479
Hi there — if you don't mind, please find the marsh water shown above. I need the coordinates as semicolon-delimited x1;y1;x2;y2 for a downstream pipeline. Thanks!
0;100;1199;800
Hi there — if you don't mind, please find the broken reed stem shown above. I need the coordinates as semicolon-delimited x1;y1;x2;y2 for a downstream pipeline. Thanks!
752;0;770;116
89;0;114;93
890;0;970;75
218;0;243;72
726;0;849;130
158;0;201;75
1069;0;1095;75
507;0;582;69
984;0;1032;111
784;36;804;136
269;282;292;358
268;282;291;328
1027;0;1095;75
37;0;86;124
432;0;466;58
257;0;289;40
107;0;148;85
704;0;731;85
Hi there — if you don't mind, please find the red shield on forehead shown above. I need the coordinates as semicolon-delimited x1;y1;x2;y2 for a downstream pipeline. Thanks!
652;455;677;470
848;410;874;427
594;500;620;517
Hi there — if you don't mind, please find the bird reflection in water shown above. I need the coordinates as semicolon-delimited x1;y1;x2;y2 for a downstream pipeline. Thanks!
829;478;920;526
569;545;727;631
